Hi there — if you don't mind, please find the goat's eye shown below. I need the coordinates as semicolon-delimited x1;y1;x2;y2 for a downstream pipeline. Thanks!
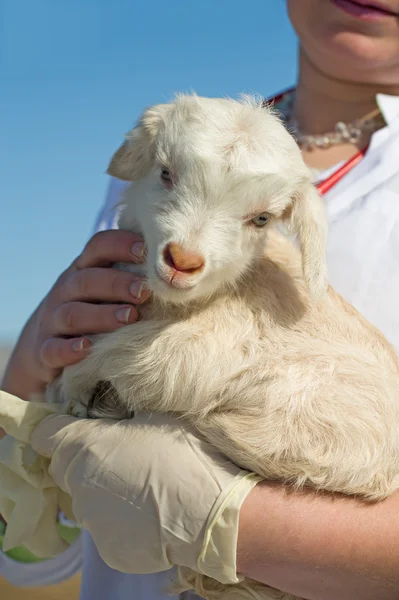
251;212;271;227
160;168;172;183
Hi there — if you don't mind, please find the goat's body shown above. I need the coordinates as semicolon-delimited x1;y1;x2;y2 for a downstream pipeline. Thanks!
47;95;399;600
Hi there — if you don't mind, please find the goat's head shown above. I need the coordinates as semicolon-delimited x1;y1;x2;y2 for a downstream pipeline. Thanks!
108;94;328;304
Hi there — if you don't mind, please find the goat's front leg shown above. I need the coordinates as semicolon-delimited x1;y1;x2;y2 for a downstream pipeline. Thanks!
61;371;134;420
48;337;123;419
46;359;106;418
53;326;151;420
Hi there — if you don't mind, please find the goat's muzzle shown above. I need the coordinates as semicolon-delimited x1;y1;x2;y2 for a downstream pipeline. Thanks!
162;243;205;275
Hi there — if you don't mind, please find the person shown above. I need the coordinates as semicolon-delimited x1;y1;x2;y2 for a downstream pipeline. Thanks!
1;0;399;598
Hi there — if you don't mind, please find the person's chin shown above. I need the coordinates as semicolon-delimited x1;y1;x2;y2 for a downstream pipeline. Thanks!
306;25;397;82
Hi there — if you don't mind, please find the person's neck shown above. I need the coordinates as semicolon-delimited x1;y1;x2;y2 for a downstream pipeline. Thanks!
294;49;399;133
293;50;399;171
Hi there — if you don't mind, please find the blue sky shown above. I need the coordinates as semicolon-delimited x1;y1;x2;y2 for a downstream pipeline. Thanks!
1;0;298;342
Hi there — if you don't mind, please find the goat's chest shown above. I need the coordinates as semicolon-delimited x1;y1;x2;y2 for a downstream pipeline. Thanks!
118;300;269;411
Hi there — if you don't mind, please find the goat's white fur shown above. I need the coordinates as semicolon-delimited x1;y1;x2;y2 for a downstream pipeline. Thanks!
47;94;399;600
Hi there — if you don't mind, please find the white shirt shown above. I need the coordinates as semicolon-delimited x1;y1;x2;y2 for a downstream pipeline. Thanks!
1;93;399;598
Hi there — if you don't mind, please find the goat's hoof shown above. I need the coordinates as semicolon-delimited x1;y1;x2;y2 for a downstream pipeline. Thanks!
67;399;89;418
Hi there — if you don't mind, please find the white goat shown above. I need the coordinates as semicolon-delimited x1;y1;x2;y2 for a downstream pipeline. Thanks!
47;94;399;600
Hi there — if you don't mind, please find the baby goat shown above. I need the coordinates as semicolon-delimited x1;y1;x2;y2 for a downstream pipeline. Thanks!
47;94;399;600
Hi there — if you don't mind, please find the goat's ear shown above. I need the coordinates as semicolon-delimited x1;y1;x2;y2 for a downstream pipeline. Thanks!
284;182;328;298
107;104;171;181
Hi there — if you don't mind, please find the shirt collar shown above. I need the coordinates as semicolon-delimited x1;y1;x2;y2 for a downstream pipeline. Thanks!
366;93;399;152
376;93;399;125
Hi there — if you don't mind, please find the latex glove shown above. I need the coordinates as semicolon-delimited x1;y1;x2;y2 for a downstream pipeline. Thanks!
31;412;261;584
0;391;75;557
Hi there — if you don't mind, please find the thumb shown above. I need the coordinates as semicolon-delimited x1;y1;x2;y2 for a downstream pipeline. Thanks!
30;414;85;458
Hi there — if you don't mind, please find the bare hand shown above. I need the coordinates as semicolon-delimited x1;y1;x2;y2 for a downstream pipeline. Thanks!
1;230;149;402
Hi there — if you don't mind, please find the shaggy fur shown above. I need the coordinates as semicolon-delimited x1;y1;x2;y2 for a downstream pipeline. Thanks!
46;94;399;600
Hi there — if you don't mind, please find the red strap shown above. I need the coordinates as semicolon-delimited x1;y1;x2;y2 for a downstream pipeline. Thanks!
316;146;369;195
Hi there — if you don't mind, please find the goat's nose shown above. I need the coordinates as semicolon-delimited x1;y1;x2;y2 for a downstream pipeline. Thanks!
163;243;205;273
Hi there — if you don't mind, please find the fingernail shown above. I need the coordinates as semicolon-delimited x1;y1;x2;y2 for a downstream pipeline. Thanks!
130;280;145;300
131;242;145;260
115;306;133;324
72;338;90;352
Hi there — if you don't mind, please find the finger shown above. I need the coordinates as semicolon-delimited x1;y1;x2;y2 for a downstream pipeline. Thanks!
61;268;150;304
40;336;93;370
74;230;145;270
52;302;139;336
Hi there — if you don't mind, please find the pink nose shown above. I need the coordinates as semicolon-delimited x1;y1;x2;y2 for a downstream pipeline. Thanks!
163;243;205;273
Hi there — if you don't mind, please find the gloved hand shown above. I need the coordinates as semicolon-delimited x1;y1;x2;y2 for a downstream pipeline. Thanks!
30;411;261;584
0;391;75;557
